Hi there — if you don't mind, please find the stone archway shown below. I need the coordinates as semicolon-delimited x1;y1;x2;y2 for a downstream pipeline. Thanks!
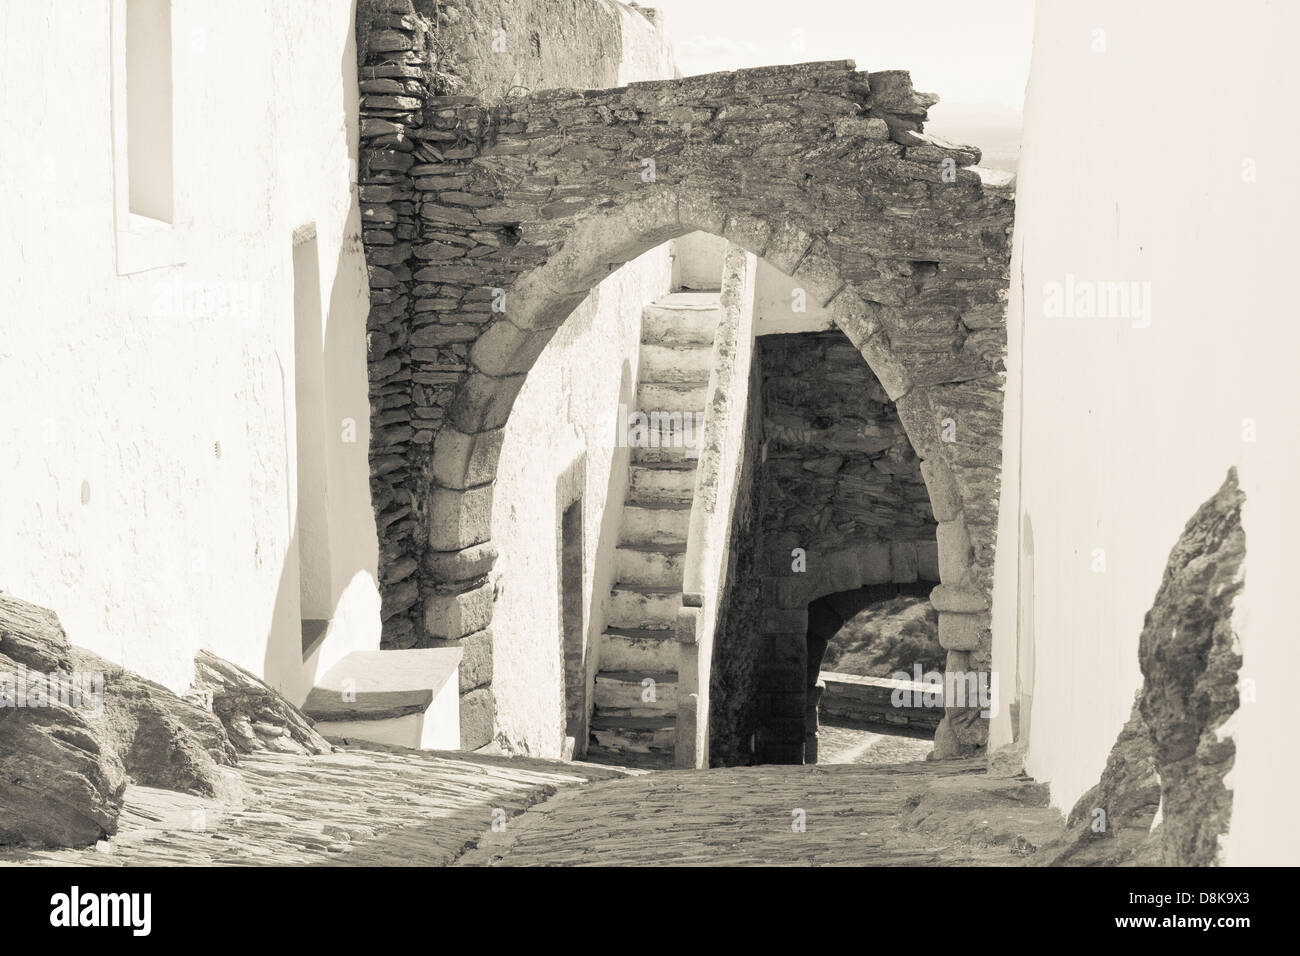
357;41;1013;753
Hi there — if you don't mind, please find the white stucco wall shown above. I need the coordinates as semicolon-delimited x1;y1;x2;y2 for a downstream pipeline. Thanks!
491;246;673;757
991;0;1300;864
0;0;378;703
670;230;724;290
616;3;677;85
753;257;834;336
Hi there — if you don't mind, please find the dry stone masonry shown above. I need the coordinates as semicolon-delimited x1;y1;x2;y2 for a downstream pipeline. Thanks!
356;0;1014;753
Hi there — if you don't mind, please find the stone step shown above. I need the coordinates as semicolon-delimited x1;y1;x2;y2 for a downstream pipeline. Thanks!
589;714;677;755
599;627;678;672
581;745;675;771
628;462;697;503
624;408;707;460
606;585;682;629
637;381;708;413
301;648;462;750
632;443;699;466
619;503;690;547
593;671;678;716
615;545;686;588
639;343;713;385
641;294;722;346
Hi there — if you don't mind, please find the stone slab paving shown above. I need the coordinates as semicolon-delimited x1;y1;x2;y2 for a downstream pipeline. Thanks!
0;745;627;867
1;745;1066;867
459;758;1066;867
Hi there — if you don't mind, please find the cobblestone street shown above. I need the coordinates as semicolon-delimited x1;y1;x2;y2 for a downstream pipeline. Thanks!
1;744;1065;867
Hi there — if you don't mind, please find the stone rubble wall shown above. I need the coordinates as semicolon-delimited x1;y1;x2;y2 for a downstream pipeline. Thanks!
704;360;765;767
357;0;677;747
354;3;1013;754
759;330;938;595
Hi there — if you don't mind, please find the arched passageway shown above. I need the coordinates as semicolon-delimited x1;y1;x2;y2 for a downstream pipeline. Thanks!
356;41;1013;758
803;582;935;763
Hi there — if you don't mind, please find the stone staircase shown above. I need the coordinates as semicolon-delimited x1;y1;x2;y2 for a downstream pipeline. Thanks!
586;292;721;769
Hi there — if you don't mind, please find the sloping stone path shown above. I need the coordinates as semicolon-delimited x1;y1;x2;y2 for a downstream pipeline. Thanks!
0;746;626;867
1;745;1065;867
460;758;1065;866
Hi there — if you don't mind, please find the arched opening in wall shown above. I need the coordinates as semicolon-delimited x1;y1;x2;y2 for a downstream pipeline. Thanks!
423;217;991;765
406;193;1006;766
746;325;944;766
804;583;939;765
357;56;1011;765
474;227;953;771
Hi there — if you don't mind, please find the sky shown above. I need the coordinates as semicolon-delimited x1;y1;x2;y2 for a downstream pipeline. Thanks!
641;0;1035;113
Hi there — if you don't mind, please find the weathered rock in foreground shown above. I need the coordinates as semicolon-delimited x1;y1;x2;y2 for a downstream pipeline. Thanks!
1139;467;1245;865
1;594;252;846
1033;698;1161;866
68;646;237;799
191;650;332;755
0;594;126;847
1034;468;1245;866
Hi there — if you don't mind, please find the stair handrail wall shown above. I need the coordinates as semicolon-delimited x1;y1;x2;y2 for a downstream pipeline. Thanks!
674;243;758;768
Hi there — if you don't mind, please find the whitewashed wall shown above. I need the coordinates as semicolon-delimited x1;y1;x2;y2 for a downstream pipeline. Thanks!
991;0;1300;864
0;0;377;702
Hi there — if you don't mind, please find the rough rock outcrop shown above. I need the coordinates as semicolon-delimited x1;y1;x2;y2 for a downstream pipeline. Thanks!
68;646;237;798
1034;468;1245;866
1139;467;1245;865
1;594;252;846
191;650;332;755
1033;698;1161;866
0;594;126;847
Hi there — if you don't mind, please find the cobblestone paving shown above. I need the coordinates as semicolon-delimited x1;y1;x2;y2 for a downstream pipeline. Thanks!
0;746;626;867
459;758;1062;866
1;745;1063;867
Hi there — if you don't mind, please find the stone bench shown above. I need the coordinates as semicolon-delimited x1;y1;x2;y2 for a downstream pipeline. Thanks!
303;648;462;750
818;670;945;730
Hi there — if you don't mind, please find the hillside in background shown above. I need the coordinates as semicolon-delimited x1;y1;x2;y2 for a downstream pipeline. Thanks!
821;594;944;677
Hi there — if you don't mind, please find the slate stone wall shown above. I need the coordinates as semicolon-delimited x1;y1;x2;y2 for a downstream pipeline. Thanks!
749;331;939;761
706;359;765;768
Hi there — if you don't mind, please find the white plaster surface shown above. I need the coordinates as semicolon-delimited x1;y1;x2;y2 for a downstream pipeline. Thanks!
990;0;1300;864
753;257;834;336
670;230;725;290
0;0;378;703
